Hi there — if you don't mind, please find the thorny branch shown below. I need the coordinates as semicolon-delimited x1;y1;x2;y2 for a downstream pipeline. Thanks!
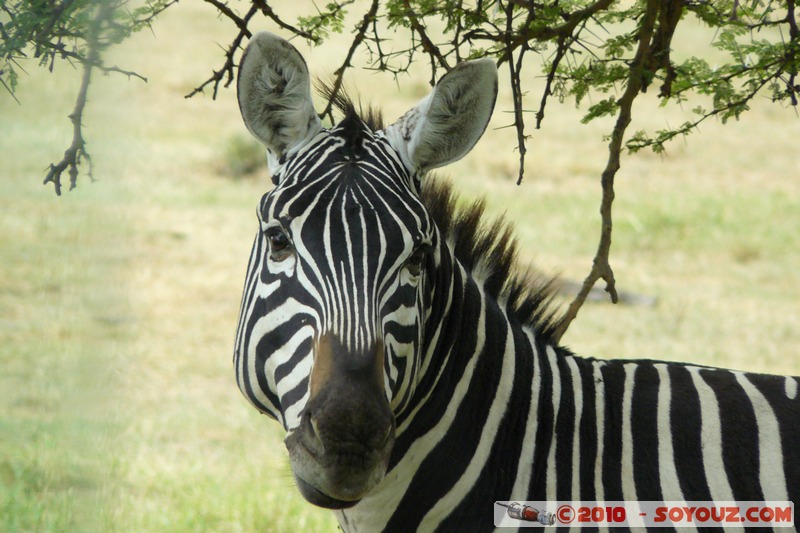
186;1;258;98
319;0;380;124
43;48;94;195
401;0;450;81
203;0;254;36
254;0;347;44
501;0;532;185
626;73;779;153
37;41;149;81
42;3;111;195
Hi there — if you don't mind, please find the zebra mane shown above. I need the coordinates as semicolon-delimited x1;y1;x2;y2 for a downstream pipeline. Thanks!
316;81;385;133
421;179;561;344
316;86;561;343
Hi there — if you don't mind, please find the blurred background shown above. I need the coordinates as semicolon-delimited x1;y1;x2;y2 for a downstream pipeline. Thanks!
1;1;798;531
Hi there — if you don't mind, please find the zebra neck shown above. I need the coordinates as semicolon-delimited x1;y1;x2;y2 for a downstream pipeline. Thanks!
391;254;572;462
342;263;571;529
394;253;613;501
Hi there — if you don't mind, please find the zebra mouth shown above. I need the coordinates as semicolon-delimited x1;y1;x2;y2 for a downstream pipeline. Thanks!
287;436;392;509
293;475;361;509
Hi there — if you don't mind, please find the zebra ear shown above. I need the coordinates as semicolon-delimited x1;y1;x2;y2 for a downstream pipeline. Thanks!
237;32;322;165
385;59;498;174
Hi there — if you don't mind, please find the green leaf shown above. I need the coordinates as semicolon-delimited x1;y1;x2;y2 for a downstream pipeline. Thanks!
582;96;618;124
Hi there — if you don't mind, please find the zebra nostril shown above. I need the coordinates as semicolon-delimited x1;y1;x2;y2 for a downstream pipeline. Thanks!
306;414;326;454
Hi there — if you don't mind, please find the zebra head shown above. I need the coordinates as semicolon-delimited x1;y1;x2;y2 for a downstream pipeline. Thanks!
234;32;497;509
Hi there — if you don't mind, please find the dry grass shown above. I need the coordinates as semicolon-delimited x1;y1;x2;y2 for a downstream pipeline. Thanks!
1;1;798;531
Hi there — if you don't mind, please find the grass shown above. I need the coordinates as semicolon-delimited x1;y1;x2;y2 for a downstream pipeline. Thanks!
1;2;798;531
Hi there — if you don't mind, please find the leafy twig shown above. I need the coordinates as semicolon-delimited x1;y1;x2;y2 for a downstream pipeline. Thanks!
133;0;180;27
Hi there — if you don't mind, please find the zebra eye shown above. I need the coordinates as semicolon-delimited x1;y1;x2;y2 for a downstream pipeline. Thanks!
405;247;426;278
266;227;293;262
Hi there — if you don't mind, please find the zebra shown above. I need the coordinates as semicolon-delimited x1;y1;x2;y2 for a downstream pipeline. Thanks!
233;31;799;531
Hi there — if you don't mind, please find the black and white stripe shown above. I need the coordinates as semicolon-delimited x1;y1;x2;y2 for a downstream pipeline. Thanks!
233;31;799;532
338;295;799;531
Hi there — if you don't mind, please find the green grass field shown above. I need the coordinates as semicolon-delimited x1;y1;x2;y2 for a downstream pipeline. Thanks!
1;2;798;531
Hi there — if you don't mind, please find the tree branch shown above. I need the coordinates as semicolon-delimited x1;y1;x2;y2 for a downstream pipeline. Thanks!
468;0;614;48
785;0;798;105
627;72;779;153
32;0;78;59
42;2;108;195
535;35;568;130
203;0;254;35
186;2;257;98
555;0;660;340
499;0;533;185
38;41;149;82
252;0;322;43
402;0;450;81
134;0;180;27
319;0;380;123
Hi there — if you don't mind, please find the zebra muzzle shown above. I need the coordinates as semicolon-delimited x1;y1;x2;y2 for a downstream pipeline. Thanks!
285;333;395;509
